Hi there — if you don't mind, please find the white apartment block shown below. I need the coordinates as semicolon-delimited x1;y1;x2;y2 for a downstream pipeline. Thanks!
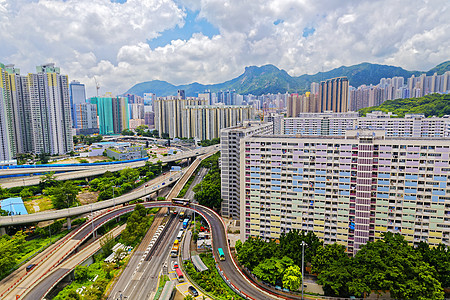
240;130;450;255
283;112;358;136
182;104;256;140
220;121;273;219
282;111;450;138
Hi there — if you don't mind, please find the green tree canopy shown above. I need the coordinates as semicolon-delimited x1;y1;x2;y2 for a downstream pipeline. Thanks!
353;232;444;299
282;265;302;291
47;181;80;209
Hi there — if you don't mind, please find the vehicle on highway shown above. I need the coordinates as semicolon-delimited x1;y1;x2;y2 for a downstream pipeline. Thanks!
179;211;185;220
169;177;173;181
172;198;190;206
172;209;178;216
162;182;165;185
26;264;36;272
175;267;184;282
218;248;225;261
171;261;179;270
183;218;189;229
171;240;180;257
188;286;199;297
176;229;184;240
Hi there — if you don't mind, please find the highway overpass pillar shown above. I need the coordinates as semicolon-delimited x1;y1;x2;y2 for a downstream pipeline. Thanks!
67;217;71;230
0;227;6;236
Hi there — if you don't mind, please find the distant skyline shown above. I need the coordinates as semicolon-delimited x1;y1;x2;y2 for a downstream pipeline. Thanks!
0;0;448;97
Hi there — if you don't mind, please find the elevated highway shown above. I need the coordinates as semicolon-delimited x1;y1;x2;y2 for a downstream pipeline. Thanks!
0;144;219;188
0;171;180;227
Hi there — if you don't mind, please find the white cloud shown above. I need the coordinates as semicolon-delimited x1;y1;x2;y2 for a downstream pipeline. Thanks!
0;0;448;96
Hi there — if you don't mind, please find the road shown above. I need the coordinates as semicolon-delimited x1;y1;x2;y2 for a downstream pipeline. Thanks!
0;144;219;188
109;213;182;300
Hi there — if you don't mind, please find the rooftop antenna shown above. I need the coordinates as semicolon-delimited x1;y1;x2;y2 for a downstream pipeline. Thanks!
94;76;100;97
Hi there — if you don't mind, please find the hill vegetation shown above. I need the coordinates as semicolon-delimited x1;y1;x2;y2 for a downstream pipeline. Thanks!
359;93;450;117
125;61;449;97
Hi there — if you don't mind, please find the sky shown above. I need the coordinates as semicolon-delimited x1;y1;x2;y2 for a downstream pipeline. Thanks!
0;0;449;97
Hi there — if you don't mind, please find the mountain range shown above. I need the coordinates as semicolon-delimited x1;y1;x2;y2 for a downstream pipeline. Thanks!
125;61;450;97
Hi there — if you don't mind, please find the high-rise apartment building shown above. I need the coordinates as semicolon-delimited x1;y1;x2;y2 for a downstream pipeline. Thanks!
283;112;359;136
0;63;73;157
27;64;73;155
74;103;99;135
264;113;283;134
69;80;87;128
240;130;450;254
287;92;320;116
0;63;15;162
154;96;207;138
282;112;450;138
318;77;349;113
220;121;274;219
182;104;256;140
90;95;129;135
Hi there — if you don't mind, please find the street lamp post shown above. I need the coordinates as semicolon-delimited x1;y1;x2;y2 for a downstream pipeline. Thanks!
301;241;307;300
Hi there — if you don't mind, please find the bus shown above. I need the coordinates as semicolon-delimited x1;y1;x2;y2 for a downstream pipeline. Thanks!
172;198;190;206
217;248;225;261
171;240;179;257
175;267;184;282
183;218;189;229
176;229;184;240
178;211;185;220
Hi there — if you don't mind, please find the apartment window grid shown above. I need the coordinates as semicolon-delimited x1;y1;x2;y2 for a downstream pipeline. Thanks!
242;135;450;253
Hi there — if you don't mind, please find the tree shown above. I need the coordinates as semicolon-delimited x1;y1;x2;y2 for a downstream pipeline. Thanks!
40;172;57;188
48;181;80;209
100;233;115;258
311;243;348;275
39;152;50;164
282;265;302;291
66;290;81;300
312;243;356;297
252;256;294;285
74;265;89;282
135;125;148;136
121;128;134;136
416;243;450;289
236;237;277;270
121;204;150;245
278;230;323;266
19;188;33;199
353;232;444;299
0;231;26;278
183;295;194;300
103;263;115;279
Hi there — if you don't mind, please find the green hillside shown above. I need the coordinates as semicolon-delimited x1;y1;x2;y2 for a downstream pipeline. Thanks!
125;61;450;97
426;61;450;75
359;93;450;117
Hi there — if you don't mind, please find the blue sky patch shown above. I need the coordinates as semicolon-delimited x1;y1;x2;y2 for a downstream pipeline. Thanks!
148;9;220;49
302;27;316;38
274;19;284;25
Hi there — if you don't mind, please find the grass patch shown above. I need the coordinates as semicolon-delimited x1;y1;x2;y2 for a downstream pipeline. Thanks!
183;252;244;300
153;275;170;300
23;196;54;214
